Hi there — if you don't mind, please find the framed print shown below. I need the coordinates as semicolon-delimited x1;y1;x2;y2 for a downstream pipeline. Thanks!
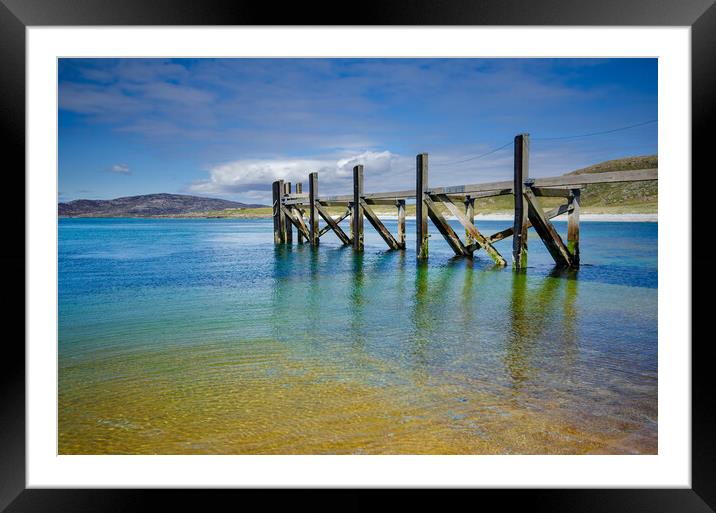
2;0;714;510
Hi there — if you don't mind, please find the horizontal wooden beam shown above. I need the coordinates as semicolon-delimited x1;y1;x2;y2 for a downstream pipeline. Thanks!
442;190;514;202
364;198;402;206
535;169;657;186
429;168;657;196
316;200;350;207
473;189;514;198
289;196;407;206
284;193;308;202
322;190;415;202
532;187;573;198
282;168;655;205
283;198;307;206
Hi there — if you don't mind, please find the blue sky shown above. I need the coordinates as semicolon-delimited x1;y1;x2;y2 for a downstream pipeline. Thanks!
58;58;657;204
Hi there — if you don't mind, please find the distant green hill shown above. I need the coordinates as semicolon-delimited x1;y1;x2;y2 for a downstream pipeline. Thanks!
59;193;266;217
474;155;657;214
566;155;657;175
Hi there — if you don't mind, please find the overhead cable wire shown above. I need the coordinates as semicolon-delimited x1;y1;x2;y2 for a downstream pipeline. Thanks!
432;140;513;167
532;119;657;141
386;118;656;175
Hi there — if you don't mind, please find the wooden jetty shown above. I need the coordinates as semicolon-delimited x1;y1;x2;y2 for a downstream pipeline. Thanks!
272;133;658;269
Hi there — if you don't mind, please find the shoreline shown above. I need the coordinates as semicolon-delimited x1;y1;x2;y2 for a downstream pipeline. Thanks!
381;213;658;222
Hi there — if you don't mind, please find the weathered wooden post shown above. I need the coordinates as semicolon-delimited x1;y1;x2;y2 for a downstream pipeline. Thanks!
283;182;293;244
464;196;475;246
568;188;580;267
309;172;319;246
295;183;305;244
352;165;364;251
272;180;283;244
416;153;429;260
512;134;529;268
349;202;354;242
278;179;287;243
397;199;406;249
279;179;287;243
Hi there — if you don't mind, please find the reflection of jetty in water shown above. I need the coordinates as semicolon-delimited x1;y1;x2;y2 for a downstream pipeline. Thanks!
276;245;581;395
506;268;579;392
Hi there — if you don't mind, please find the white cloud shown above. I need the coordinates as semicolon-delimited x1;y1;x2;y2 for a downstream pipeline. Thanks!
110;163;131;175
189;151;404;201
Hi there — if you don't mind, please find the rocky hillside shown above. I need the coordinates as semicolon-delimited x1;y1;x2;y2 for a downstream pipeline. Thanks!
58;193;265;217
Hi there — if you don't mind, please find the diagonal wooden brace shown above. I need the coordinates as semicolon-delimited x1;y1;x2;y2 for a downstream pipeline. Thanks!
523;187;572;268
434;194;506;266
423;196;468;257
359;199;401;250
315;202;352;245
281;205;310;240
319;207;351;237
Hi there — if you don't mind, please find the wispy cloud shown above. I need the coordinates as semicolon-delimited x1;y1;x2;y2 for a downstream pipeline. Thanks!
59;58;657;202
58;58;617;154
110;163;131;175
189;151;400;199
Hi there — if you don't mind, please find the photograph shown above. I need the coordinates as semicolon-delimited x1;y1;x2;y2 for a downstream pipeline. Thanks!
57;57;659;456
3;0;712;506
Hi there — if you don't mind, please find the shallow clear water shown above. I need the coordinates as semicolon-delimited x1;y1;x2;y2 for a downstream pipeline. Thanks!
58;217;657;454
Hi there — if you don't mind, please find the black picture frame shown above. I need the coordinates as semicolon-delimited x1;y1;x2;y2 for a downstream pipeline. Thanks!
1;1;712;511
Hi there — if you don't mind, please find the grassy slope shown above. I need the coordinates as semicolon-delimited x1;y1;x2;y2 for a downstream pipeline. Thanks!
181;155;657;218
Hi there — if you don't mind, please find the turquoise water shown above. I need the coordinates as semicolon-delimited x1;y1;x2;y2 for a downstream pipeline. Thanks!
58;217;657;454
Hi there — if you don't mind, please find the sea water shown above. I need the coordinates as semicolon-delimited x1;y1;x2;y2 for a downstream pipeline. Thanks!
58;218;657;454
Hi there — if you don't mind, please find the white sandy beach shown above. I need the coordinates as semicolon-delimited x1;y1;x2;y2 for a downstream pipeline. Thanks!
376;213;657;222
